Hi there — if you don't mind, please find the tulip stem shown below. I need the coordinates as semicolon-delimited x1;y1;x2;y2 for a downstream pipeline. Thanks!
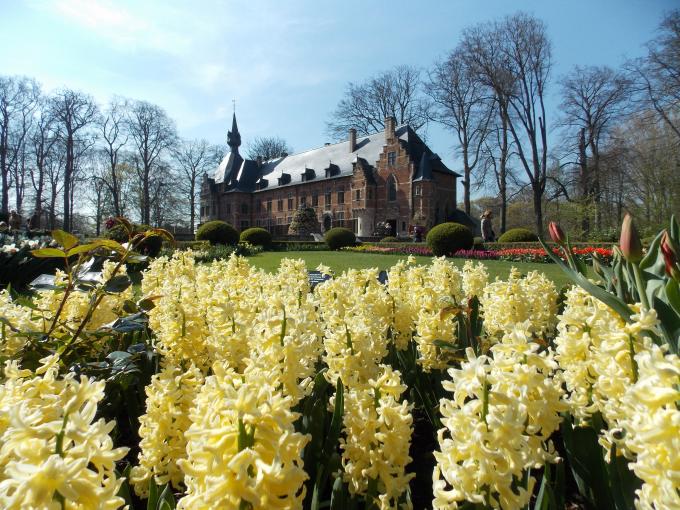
632;263;650;311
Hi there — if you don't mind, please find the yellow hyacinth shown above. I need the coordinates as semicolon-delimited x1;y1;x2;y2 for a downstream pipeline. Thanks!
340;365;414;509
177;362;309;510
130;363;204;497
0;356;128;509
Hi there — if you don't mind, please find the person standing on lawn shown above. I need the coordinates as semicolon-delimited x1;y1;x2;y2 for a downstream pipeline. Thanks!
481;210;495;242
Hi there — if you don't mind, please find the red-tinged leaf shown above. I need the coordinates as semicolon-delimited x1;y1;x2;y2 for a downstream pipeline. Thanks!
66;243;98;257
148;228;174;243
51;230;79;250
31;248;66;258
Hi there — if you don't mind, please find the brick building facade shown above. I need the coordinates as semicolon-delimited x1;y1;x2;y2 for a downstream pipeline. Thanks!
200;114;461;238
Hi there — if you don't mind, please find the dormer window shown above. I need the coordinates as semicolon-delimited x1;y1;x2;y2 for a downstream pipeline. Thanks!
278;173;291;185
387;151;396;166
301;168;315;182
325;164;340;178
258;178;268;190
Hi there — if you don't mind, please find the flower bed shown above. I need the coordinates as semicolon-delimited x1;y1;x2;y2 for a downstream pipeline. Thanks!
344;243;613;264
0;220;676;510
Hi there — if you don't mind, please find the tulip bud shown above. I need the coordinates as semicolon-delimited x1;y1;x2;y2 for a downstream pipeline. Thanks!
548;221;566;245
660;230;680;281
620;213;643;264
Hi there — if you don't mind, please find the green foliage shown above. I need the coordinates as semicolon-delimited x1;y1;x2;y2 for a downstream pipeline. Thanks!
324;227;356;251
195;220;239;246
192;242;262;262
498;228;538;243
288;207;321;236
380;236;400;243
105;222;163;256
173;240;210;251
239;227;272;247
426;222;473;256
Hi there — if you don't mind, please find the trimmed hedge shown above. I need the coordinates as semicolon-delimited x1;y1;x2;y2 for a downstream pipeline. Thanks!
426;222;473;256
497;228;538;243
380;236;399;243
196;221;239;246
270;241;328;252
240;227;272;247
325;227;356;251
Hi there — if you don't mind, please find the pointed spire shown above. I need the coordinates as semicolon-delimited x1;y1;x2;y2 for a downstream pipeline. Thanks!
227;113;241;151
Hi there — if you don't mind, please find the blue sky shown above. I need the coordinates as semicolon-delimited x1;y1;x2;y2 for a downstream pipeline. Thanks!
0;0;675;171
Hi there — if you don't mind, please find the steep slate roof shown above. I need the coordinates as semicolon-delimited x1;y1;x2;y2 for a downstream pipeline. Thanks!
211;124;460;193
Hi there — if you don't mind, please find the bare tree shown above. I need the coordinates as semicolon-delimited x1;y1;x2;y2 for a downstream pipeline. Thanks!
29;98;58;226
460;22;515;233
245;136;292;161
326;65;431;139
0;76;40;216
629;9;680;143
126;100;177;225
173;139;221;232
49;89;98;231
427;48;492;215
559;65;630;233
99;98;129;217
463;13;552;234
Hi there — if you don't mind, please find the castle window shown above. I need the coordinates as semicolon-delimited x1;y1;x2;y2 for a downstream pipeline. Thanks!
300;196;306;206
288;194;294;210
336;211;345;227
277;199;283;211
387;175;397;202
324;188;331;207
287;216;293;224
337;188;345;204
277;217;284;225
355;189;361;201
312;193;319;207
414;184;422;196
267;200;272;212
402;221;406;231
241;203;248;214
387;151;396;166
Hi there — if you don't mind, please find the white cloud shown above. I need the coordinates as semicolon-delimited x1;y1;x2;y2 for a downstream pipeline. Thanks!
32;0;191;55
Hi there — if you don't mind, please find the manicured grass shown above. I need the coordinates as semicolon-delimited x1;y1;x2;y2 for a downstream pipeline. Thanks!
247;250;575;288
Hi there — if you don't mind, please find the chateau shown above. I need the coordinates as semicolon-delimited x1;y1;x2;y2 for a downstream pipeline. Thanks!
200;114;461;237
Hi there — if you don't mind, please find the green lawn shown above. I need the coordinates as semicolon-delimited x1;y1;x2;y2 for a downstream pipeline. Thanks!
246;250;574;288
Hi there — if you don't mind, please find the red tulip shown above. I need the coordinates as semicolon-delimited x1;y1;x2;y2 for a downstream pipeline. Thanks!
661;231;680;281
620;214;643;264
548;221;566;245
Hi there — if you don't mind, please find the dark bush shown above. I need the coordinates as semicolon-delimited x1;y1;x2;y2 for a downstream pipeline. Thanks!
196;221;239;246
381;236;400;243
240;227;272;247
324;227;356;250
426;222;473;256
104;222;162;257
497;228;538;243
473;236;485;250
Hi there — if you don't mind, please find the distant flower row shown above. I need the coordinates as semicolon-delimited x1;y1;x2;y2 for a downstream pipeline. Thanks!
344;244;613;264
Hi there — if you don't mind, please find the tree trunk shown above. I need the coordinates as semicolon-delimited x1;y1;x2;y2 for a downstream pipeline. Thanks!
189;181;195;234
63;133;73;232
0;118;8;216
462;146;471;215
499;107;509;234
578;129;590;235
533;185;543;237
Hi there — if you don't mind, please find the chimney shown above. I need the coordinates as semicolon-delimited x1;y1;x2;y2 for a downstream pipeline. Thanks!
349;128;357;152
256;155;262;167
384;116;396;142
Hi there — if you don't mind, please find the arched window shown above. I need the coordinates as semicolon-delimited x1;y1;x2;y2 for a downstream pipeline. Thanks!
387;175;397;202
241;202;248;214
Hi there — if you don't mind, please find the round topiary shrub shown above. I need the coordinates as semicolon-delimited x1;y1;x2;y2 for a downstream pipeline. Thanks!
497;228;538;243
426;222;473;256
325;227;356;250
381;236;399;243
240;227;272;247
196;221;239;246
